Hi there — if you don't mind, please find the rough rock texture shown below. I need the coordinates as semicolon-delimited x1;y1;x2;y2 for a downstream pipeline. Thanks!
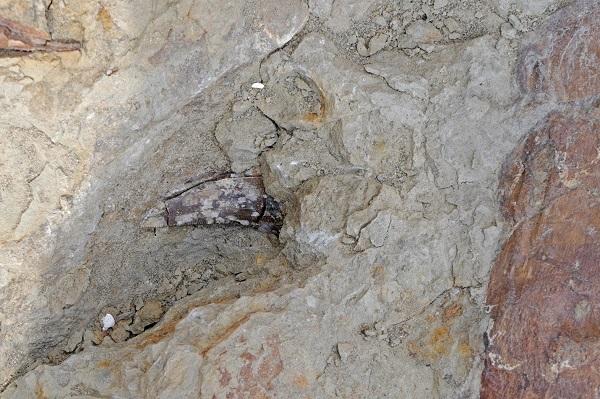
482;109;600;399
0;0;585;397
482;1;600;397
517;0;599;102
0;0;308;388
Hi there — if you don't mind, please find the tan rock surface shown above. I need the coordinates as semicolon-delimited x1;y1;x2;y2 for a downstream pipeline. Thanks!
0;0;584;397
0;0;308;389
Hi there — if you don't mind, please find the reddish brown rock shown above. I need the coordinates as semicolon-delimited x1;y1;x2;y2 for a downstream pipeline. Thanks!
0;15;80;52
518;0;600;102
483;1;600;396
481;108;600;398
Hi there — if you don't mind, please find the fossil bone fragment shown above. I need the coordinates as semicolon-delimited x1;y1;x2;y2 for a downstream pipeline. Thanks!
0;16;80;52
142;173;283;234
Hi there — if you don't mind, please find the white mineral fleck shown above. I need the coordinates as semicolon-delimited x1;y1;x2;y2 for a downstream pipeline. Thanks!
101;313;115;331
251;82;265;89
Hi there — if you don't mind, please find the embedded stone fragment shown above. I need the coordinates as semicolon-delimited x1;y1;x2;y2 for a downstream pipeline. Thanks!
356;33;388;57
517;0;600;102
259;34;422;192
286;174;381;252
215;107;278;173
128;300;164;335
321;0;378;32
256;68;328;131
109;321;131;343
0;15;80;52
405;21;442;44
481;109;600;398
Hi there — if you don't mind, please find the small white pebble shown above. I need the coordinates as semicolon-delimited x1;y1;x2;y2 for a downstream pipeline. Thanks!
101;313;115;331
251;82;265;89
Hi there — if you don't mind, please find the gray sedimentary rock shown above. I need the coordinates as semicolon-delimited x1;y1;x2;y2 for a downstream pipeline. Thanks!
0;0;308;389
215;107;278;173
0;0;578;397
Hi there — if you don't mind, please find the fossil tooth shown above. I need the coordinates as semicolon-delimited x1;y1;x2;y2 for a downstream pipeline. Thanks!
142;173;283;234
166;176;264;227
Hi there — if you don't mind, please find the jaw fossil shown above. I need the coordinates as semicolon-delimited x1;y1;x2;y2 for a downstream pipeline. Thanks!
142;172;283;235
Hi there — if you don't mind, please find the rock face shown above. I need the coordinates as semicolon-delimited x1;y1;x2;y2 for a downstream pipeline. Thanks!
482;1;600;397
517;0;600;102
482;109;600;398
0;0;308;389
3;28;520;399
0;16;80;51
0;0;585;397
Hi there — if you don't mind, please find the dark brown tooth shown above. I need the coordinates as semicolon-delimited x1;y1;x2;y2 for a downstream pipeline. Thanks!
163;171;234;200
165;176;265;227
142;174;283;234
258;195;284;235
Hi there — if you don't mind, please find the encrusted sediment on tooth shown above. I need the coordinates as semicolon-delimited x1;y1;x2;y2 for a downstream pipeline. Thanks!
142;173;283;234
140;205;168;229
